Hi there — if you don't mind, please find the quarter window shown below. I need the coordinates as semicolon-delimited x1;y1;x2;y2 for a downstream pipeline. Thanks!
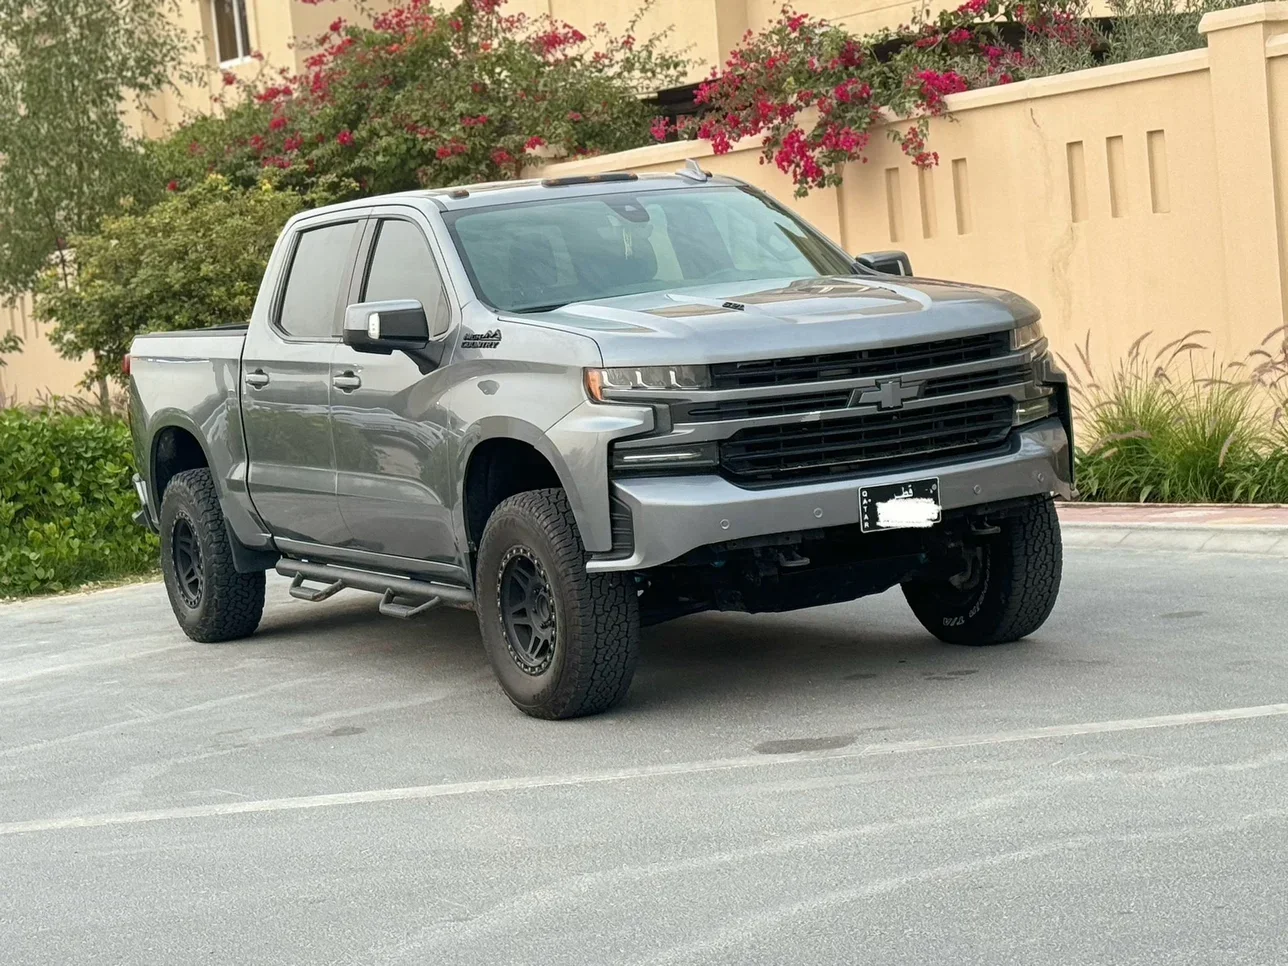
212;0;252;65
277;222;360;340
363;220;450;335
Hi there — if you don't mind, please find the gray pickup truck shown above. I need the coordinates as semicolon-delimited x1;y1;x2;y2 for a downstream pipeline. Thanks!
128;164;1073;719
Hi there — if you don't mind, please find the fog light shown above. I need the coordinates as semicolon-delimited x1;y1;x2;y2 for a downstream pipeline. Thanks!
611;442;719;473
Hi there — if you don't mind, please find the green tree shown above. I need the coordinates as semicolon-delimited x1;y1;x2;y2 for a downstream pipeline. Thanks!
154;0;688;204
0;0;190;407
36;177;303;386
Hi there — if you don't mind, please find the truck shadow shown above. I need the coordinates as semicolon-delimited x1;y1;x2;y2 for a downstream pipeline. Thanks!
627;607;1027;714
241;585;1038;716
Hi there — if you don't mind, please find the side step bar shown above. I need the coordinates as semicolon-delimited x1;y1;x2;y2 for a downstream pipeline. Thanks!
275;559;473;619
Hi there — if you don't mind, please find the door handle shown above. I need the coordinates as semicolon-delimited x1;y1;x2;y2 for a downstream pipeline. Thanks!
245;369;270;389
333;372;362;392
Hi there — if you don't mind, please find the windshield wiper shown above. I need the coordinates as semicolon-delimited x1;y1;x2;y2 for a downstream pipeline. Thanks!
511;302;567;313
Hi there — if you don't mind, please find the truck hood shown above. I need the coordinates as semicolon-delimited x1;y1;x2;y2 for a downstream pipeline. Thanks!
503;276;1038;368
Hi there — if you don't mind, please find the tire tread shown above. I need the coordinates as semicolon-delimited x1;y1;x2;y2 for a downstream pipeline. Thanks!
161;468;265;643
477;488;638;719
904;496;1062;646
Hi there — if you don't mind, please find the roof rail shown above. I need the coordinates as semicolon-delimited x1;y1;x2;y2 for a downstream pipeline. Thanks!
677;158;711;182
541;172;639;187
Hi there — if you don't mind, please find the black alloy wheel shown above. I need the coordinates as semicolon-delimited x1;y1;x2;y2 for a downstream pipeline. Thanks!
498;547;558;675
158;468;265;643
171;515;204;608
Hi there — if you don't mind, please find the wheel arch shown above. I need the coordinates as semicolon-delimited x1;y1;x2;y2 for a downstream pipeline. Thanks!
457;417;588;559
149;417;215;507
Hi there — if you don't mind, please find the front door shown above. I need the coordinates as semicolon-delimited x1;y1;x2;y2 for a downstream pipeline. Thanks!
242;217;363;547
331;212;459;569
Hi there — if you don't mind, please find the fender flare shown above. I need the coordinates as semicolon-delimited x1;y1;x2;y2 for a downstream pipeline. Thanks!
455;415;589;547
145;411;273;554
146;410;218;506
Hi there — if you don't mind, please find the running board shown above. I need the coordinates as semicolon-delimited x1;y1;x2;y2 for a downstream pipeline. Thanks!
275;559;473;617
378;590;443;620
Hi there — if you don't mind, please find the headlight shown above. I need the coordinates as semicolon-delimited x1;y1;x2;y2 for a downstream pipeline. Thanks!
1011;321;1045;351
585;365;710;401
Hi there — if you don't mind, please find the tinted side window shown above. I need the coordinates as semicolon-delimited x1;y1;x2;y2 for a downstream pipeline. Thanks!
363;219;449;333
278;221;360;339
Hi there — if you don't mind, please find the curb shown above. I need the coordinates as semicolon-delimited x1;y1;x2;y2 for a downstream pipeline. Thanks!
1060;521;1288;557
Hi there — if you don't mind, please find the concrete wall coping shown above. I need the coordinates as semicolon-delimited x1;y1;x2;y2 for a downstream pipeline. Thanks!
1200;1;1288;34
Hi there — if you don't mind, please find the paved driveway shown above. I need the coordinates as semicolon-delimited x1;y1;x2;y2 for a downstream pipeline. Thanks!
2;547;1286;965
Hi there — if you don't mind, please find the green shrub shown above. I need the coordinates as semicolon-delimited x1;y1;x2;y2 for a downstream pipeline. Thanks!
0;409;157;597
152;0;688;205
1229;391;1288;503
1102;0;1249;64
1067;331;1288;503
36;176;302;388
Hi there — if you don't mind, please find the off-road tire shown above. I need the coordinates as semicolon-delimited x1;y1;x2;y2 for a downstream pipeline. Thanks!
159;468;265;643
903;496;1062;646
476;488;639;719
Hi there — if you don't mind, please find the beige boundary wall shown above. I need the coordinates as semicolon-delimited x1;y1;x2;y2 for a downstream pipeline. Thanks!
0;295;88;408
535;3;1288;373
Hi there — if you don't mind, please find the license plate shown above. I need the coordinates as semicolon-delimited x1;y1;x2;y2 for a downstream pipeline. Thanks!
859;478;942;533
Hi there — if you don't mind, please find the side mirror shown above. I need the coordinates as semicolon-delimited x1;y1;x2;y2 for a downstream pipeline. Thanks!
856;250;913;276
343;300;430;354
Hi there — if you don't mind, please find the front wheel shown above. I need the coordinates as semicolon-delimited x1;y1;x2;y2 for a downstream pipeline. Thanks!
476;489;639;719
903;496;1063;646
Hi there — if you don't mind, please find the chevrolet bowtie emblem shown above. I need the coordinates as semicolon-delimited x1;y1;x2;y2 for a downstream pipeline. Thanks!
853;377;922;410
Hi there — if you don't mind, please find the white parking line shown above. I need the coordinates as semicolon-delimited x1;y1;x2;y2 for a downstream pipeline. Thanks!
2;702;1286;838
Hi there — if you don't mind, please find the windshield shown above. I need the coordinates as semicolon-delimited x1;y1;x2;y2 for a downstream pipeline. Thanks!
444;185;856;313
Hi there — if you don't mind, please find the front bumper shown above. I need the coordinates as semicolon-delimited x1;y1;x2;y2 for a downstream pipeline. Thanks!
587;417;1072;572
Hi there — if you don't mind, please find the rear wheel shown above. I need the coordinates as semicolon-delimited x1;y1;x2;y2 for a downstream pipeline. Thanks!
159;468;265;643
476;488;639;719
903;496;1062;645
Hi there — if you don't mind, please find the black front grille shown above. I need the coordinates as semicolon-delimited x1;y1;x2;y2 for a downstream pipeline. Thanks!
681;389;852;422
710;331;1011;390
922;363;1031;398
720;397;1015;486
682;363;1031;423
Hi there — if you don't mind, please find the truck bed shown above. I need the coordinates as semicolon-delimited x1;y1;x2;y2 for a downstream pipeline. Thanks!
128;327;248;483
131;327;246;366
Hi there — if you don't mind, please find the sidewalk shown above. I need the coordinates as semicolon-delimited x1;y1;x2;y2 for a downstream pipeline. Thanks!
1058;503;1288;557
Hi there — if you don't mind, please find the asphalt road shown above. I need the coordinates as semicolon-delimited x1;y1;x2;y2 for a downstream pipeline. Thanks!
2;547;1286;966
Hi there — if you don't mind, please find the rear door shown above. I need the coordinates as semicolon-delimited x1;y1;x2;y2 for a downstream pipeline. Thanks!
330;208;460;572
242;215;364;547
